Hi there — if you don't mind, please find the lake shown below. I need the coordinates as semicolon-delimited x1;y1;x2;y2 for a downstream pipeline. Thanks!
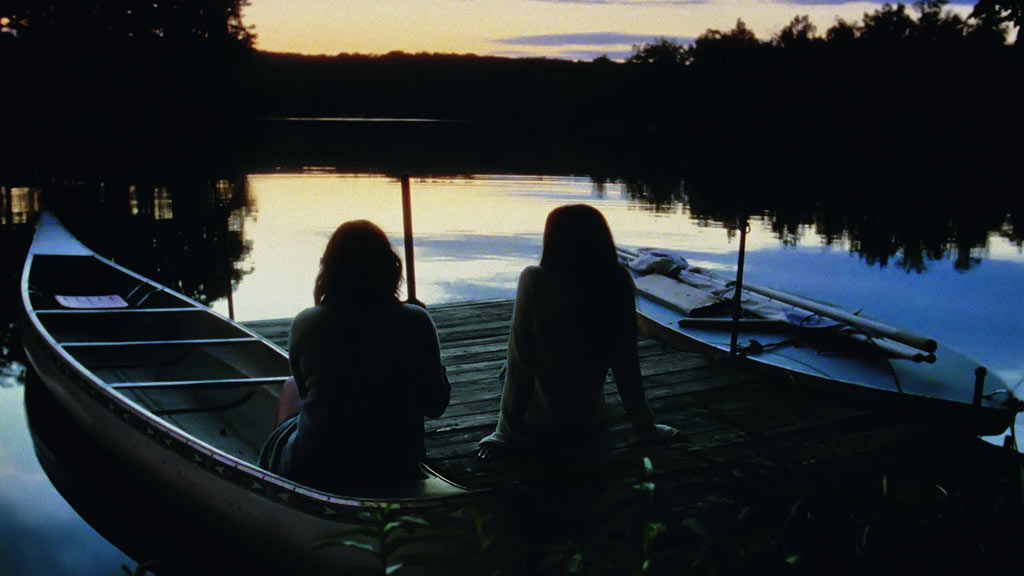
1;171;1022;574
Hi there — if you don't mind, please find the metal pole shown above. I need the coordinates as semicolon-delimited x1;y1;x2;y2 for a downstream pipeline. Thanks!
729;218;749;359
401;174;424;308
226;213;236;320
971;366;986;433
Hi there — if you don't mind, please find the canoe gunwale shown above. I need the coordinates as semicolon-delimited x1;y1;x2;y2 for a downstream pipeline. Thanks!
36;308;207;315
109;376;291;390
62;336;263;348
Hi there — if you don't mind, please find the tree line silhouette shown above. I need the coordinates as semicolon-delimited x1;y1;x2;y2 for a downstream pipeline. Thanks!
0;0;253;45
1;1;1020;267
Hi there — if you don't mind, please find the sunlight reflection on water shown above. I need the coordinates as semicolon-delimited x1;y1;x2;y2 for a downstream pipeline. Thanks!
213;173;1024;388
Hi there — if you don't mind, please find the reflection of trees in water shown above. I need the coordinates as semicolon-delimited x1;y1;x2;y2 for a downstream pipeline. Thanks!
40;176;255;305
608;170;1019;272
617;175;686;215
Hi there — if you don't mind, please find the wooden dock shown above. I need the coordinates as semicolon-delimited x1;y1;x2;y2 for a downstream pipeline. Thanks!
246;299;1023;569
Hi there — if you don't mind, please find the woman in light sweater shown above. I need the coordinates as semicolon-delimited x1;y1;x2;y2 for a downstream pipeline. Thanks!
477;204;678;460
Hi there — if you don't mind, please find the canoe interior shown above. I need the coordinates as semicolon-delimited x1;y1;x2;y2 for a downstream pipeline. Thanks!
28;252;293;466
130;383;283;464
28;255;192;311
64;340;290;384
65;334;290;464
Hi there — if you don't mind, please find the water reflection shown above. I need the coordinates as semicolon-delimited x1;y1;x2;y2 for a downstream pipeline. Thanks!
0;380;133;576
129;184;175;220
1;186;41;226
0;169;1021;575
612;171;1021;273
2;169;1019;320
21;372;265;576
1;175;256;311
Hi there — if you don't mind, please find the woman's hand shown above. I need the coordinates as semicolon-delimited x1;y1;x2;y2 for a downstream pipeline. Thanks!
476;431;508;460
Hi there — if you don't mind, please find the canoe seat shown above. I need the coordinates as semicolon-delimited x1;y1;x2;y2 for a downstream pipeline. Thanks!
54;294;129;309
53;283;163;310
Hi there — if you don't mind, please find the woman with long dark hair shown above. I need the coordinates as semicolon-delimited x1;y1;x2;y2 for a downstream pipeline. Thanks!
477;204;677;460
262;220;450;493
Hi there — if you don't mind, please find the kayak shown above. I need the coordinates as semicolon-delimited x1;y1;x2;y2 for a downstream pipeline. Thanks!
618;246;1021;436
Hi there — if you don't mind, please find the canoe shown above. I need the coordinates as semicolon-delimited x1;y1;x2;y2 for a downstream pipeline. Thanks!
20;213;485;575
618;247;1021;436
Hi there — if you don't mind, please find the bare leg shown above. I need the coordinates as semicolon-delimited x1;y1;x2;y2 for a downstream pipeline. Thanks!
275;376;301;428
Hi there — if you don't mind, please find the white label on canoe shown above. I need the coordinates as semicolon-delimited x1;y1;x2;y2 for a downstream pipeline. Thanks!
55;294;129;309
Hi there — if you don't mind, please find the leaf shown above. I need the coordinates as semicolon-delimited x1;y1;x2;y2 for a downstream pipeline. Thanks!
644;522;666;541
567;552;584;573
385;562;404;575
340;540;379;554
397;515;431;528
633;481;656;494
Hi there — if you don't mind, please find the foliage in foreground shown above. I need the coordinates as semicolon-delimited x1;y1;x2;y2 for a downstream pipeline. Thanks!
310;451;1024;576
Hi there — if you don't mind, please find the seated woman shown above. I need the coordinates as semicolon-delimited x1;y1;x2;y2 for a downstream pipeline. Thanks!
477;204;678;461
261;220;450;493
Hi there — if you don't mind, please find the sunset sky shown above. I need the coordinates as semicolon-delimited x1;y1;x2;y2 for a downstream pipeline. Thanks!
241;0;978;60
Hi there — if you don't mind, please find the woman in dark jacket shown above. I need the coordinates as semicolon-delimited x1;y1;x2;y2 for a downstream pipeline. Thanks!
263;220;450;493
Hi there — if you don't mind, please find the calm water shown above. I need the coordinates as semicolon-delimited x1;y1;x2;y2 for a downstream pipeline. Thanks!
1;172;1022;574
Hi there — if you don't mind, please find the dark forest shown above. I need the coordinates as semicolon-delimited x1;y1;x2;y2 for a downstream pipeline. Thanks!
2;1;1022;268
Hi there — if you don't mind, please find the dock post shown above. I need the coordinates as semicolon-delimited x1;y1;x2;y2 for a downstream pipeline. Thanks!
225;211;236;320
401;174;424;308
971;366;986;433
729;218;749;359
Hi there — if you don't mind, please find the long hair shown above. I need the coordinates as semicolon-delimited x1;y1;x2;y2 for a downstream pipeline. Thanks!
314;220;403;306
540;204;620;276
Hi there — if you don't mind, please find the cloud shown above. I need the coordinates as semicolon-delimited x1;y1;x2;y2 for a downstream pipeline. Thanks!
411;232;542;263
497;31;694;47
531;0;705;5
780;0;974;4
432;279;519;303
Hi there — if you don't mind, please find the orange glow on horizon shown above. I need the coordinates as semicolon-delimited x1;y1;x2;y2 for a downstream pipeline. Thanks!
241;1;975;59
